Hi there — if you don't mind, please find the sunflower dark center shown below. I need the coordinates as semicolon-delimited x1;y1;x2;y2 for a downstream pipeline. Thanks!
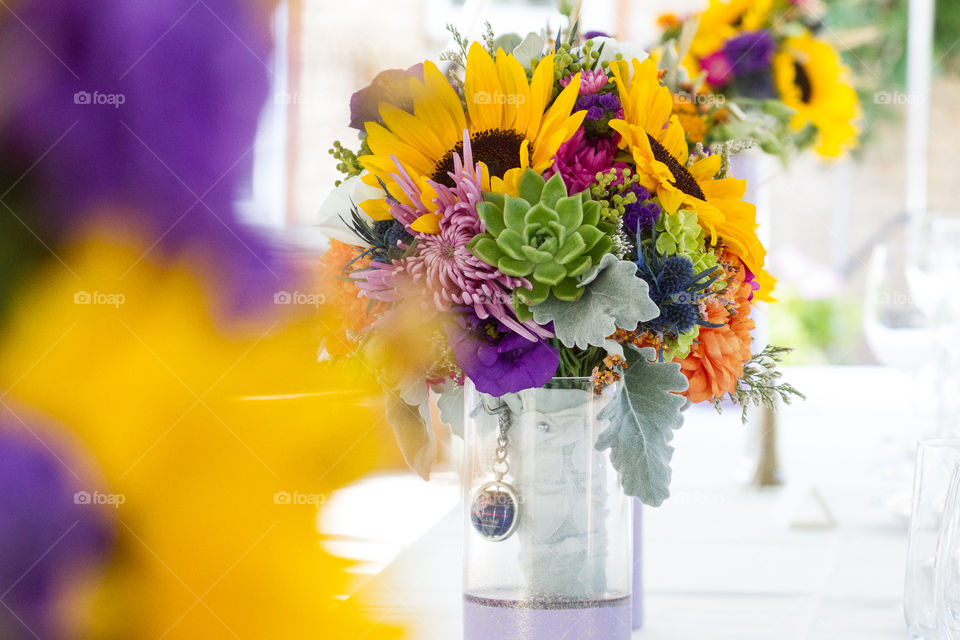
793;62;813;104
430;129;528;188
646;133;706;200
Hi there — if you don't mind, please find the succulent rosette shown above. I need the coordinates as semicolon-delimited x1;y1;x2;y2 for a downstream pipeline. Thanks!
317;26;800;501
655;0;862;160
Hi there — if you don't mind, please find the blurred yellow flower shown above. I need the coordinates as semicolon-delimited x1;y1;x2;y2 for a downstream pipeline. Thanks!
0;229;404;640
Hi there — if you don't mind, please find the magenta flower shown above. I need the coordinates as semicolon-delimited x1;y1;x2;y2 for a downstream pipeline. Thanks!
701;50;734;86
353;134;551;342
561;68;608;95
546;128;623;194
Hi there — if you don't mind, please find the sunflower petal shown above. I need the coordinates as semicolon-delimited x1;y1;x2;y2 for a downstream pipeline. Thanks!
465;42;503;131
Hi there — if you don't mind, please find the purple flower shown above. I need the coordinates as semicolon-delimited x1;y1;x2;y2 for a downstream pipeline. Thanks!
575;92;622;121
623;184;661;235
722;31;775;74
547;128;623;194
583;31;611;40
0;420;113;638
0;0;282;317
349;65;424;131
447;313;559;396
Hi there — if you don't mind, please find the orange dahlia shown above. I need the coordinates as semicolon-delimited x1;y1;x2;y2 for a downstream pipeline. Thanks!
678;253;754;403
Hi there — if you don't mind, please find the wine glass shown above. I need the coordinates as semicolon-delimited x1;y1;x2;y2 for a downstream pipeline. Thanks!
936;460;960;638
906;439;960;638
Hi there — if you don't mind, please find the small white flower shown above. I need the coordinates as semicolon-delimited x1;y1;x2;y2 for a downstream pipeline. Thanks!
316;174;383;245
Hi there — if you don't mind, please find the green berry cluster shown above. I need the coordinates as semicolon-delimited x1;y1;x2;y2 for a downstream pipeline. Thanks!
588;167;645;226
328;140;365;186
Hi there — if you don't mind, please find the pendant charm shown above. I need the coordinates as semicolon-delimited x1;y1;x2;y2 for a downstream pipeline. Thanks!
470;481;519;541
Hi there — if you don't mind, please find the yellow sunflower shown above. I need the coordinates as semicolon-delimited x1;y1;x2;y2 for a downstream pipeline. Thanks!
358;42;585;233
608;57;775;300
773;34;861;159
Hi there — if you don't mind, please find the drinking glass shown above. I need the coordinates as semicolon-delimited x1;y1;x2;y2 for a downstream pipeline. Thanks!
936;461;960;638
905;439;960;638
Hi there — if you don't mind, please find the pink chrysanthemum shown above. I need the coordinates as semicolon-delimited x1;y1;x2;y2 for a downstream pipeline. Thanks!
546;127;624;194
355;133;551;342
561;68;608;95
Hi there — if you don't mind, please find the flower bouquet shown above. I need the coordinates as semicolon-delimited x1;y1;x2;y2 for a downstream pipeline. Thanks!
656;0;862;161
318;22;801;639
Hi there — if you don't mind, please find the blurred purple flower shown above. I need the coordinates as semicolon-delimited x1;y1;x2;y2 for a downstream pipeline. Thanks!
723;31;775;74
349;65;424;131
0;419;112;639
447;313;559;396
583;31;611;40
0;0;281;315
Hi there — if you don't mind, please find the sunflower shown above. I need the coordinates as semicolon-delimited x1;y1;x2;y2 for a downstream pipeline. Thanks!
358;43;586;233
773;34;861;158
608;57;775;300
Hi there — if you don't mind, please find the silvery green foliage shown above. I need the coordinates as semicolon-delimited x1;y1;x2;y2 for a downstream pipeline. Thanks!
596;346;688;505
436;382;465;439
513;32;546;69
531;253;660;349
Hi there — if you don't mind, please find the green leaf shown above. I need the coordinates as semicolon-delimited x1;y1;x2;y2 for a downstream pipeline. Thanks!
436;383;465;438
516;279;549;305
555;232;587;265
540;172;568;208
552;277;583;301
564;254;592;278
477;202;506;236
524;202;557;227
555;195;584;229
533;260;567;286
497;229;527;260
469;235;504;264
503;195;530;230
498;256;533;277
596;346;688;505
531;254;659;349
581;199;601;226
520;245;553;264
518;168;545;202
577;225;604;252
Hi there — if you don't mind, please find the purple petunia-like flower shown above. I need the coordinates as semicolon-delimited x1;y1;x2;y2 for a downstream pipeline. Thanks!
547;128;624;194
354;133;551;342
446;312;559;396
723;31;775;74
622;184;661;234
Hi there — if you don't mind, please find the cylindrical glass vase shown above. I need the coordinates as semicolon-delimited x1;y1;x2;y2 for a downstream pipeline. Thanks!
462;377;631;640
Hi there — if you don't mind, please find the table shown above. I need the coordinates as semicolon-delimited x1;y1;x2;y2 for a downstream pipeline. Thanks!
337;367;925;639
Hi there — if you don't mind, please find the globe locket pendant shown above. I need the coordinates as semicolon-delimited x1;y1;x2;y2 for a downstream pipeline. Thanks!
470;480;519;541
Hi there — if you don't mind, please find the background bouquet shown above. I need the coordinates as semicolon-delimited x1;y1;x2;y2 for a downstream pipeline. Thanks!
319;25;801;503
656;0;862;161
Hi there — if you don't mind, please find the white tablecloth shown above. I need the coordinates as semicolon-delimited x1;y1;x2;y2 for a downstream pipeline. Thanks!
345;366;923;639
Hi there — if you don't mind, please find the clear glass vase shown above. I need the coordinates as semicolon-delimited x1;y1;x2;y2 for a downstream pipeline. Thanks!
461;377;631;640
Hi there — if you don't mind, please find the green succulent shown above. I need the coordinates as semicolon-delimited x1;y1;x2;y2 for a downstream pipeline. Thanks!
468;169;614;318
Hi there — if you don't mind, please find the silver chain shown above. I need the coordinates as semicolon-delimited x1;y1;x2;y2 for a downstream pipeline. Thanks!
481;398;512;483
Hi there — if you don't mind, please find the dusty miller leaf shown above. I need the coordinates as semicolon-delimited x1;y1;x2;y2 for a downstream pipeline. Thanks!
531;253;659;349
435;382;465;439
596;346;688;505
385;378;435;480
